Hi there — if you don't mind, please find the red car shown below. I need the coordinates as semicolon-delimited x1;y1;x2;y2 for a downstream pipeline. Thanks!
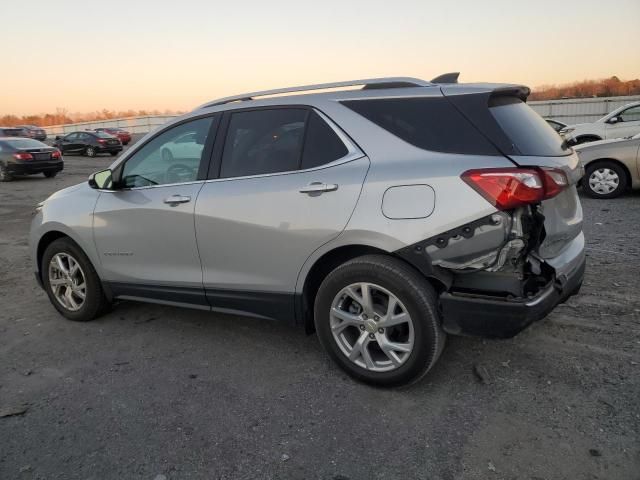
94;127;132;145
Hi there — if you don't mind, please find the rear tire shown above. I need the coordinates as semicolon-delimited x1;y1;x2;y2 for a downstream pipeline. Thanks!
0;164;13;182
85;146;96;157
42;238;110;322
110;152;118;156
44;171;57;178
584;161;627;199
314;254;445;387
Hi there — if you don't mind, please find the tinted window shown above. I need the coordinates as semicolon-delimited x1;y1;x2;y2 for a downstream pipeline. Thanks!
489;96;569;156
95;132;114;138
220;109;306;178
301;111;348;169
4;138;47;149
122;116;213;188
619;106;640;122
66;133;78;140
341;97;499;155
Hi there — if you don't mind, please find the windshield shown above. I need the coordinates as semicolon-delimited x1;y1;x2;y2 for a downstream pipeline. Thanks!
490;96;570;156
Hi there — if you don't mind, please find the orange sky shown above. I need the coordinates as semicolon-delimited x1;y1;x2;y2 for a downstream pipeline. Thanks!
2;0;639;116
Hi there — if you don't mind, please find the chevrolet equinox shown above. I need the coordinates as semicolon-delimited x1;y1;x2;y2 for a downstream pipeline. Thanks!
30;75;586;386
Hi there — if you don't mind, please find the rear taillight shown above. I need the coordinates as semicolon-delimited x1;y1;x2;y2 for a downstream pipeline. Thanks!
52;150;61;159
461;167;568;210
13;152;34;160
97;139;106;144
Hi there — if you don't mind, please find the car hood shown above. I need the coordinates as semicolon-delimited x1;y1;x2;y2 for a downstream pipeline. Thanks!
44;182;89;202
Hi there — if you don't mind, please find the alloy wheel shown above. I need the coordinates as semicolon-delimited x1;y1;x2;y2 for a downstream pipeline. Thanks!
48;253;87;312
330;282;414;372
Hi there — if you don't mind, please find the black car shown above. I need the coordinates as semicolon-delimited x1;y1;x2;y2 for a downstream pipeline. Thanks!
17;125;47;141
54;131;123;157
0;126;27;138
0;137;63;182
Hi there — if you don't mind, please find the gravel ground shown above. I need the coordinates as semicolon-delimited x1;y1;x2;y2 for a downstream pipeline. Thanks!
0;149;639;480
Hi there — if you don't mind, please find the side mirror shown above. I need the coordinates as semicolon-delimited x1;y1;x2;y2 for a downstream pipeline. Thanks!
88;169;114;190
608;116;620;124
55;135;61;140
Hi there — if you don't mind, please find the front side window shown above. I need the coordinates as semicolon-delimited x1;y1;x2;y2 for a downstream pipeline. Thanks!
121;116;213;188
618;106;640;122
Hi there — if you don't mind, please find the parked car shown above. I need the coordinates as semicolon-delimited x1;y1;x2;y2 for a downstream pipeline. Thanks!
545;119;566;132
30;76;585;386
17;125;47;141
94;127;132;145
0;126;26;138
574;133;640;198
54;131;122;157
561;101;640;145
0;137;63;182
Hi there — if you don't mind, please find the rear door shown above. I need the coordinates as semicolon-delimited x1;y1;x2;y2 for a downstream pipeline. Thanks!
194;107;369;320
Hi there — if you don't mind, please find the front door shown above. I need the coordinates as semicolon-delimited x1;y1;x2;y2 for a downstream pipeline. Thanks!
93;115;218;306
606;105;640;139
194;108;369;320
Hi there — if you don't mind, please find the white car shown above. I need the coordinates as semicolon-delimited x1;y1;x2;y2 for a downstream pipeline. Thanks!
561;101;640;145
160;132;204;161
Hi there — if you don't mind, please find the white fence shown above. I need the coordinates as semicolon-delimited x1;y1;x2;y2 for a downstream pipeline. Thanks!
529;95;640;125
43;115;178;137
41;95;640;137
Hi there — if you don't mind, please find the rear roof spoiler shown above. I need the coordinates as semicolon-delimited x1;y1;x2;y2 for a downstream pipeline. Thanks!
431;72;460;84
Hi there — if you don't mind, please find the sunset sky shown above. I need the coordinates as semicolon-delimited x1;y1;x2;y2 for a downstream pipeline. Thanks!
2;0;639;115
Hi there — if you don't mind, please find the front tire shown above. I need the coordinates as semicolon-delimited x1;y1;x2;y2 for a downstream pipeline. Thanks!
314;255;445;387
41;238;110;322
85;146;96;157
584;161;627;199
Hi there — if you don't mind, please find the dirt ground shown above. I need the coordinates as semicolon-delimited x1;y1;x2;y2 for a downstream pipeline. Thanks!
0;150;638;480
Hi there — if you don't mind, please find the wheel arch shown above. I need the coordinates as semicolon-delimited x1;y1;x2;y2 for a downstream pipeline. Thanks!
574;134;602;145
297;244;447;334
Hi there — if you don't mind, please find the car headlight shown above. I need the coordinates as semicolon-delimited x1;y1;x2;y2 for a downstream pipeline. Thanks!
560;127;575;135
34;201;44;214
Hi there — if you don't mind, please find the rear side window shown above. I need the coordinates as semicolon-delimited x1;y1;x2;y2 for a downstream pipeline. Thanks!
301;111;348;169
341;97;499;155
489;96;569;156
220;109;307;178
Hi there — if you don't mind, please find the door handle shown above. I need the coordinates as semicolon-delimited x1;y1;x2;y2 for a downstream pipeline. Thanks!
163;194;191;206
299;182;339;194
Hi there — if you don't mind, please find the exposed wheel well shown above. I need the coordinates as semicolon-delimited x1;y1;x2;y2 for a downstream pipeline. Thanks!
574;135;602;145
585;158;632;186
36;231;70;281
300;245;446;333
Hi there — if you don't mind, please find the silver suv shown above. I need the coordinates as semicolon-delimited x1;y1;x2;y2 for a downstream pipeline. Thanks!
30;76;586;386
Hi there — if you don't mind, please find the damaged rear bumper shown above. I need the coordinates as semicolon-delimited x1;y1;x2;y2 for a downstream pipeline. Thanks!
439;235;586;339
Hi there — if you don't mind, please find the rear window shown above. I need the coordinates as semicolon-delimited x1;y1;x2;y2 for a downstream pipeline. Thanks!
95;132;114;138
4;138;47;149
0;128;25;136
341;97;499;155
489;96;569;156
